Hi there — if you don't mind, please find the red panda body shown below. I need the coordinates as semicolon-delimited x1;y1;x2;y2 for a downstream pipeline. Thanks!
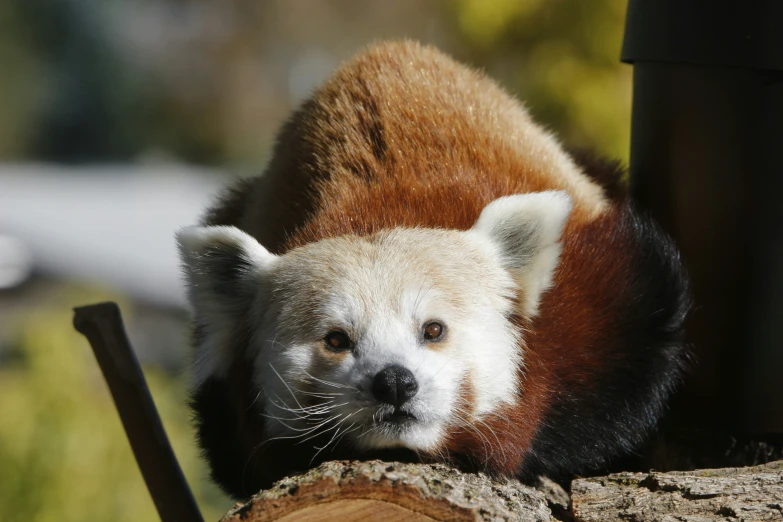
181;41;690;499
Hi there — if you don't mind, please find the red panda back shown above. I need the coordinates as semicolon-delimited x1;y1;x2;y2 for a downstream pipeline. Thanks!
210;41;607;250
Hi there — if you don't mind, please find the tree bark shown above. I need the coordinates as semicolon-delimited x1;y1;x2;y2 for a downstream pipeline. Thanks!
219;460;551;521
571;460;783;521
219;460;783;521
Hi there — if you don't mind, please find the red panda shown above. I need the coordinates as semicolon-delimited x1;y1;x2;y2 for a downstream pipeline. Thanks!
177;41;690;500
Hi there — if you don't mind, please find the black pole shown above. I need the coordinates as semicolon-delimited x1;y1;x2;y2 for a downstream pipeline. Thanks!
74;302;204;522
622;1;783;437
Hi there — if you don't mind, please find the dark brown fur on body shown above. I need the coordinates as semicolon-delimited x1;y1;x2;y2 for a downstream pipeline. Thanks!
193;41;690;498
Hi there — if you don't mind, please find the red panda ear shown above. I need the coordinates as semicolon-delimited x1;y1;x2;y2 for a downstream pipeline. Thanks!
471;191;572;316
176;226;276;383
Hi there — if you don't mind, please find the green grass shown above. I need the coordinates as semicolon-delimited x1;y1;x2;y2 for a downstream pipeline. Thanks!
0;287;232;521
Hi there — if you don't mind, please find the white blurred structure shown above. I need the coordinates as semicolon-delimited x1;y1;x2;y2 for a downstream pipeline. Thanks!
0;164;228;307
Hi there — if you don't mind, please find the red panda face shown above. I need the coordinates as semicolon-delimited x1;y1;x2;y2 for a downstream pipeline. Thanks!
251;228;520;454
178;191;572;458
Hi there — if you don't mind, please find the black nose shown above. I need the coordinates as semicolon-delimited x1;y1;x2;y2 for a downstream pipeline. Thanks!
371;365;418;407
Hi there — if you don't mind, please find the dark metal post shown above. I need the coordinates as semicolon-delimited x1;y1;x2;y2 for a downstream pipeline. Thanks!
74;302;204;522
622;1;783;435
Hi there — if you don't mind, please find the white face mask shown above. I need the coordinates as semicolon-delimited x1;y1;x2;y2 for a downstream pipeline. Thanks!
177;191;572;453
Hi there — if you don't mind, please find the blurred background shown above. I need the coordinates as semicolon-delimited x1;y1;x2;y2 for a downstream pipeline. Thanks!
0;0;635;519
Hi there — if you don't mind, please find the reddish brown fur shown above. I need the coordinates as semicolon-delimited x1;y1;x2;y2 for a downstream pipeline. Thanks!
212;41;606;252
439;208;642;476
203;41;667;483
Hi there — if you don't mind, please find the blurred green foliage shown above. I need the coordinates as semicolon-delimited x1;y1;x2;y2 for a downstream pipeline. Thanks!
0;287;231;521
453;0;631;161
0;0;630;165
0;1;44;159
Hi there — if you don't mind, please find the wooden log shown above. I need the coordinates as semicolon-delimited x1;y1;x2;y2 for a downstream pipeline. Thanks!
571;460;783;521
219;459;783;521
219;460;551;521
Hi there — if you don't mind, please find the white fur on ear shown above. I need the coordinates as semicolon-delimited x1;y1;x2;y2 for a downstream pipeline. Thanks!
176;226;276;383
471;191;572;316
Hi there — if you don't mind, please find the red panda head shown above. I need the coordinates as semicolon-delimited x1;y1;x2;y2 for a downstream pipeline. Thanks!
178;192;572;461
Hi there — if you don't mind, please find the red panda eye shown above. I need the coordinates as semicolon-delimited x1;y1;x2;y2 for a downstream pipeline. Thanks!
324;331;352;352
423;321;445;341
